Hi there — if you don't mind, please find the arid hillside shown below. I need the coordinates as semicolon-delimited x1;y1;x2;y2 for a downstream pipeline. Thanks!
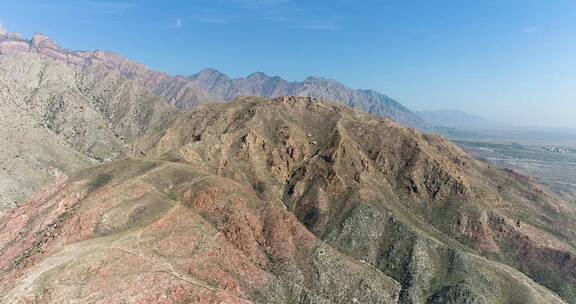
0;50;178;213
1;97;574;304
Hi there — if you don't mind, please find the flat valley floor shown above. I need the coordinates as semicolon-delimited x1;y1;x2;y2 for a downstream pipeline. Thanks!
454;136;576;203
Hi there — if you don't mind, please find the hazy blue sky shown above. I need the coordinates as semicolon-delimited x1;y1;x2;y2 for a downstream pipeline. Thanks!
1;0;575;128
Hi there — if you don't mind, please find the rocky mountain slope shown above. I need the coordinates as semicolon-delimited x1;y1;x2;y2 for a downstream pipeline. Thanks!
0;32;217;109
0;36;179;212
188;68;425;128
1;97;574;303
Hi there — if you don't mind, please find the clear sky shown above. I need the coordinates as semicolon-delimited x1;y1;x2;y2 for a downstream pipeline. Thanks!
1;0;575;128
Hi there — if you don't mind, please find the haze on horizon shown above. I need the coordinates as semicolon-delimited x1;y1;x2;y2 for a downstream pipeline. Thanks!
1;0;575;129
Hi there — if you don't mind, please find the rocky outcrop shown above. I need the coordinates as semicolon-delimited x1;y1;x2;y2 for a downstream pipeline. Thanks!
0;34;30;54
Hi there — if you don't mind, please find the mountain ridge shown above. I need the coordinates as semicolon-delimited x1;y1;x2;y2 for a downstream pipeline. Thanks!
0;42;179;212
1;96;574;303
189;68;425;128
0;32;425;128
2;31;575;303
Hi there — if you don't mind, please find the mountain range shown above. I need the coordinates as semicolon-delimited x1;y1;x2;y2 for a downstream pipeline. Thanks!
1;31;575;304
188;68;424;128
0;32;424;128
0;31;422;211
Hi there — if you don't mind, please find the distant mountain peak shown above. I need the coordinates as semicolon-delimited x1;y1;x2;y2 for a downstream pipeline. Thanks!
192;68;230;82
197;67;222;74
303;76;324;82
0;31;423;128
186;69;425;128
0;30;24;40
246;71;270;80
303;76;340;85
31;33;59;49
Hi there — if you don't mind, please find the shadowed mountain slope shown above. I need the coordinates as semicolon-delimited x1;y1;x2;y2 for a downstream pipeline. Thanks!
1;97;574;303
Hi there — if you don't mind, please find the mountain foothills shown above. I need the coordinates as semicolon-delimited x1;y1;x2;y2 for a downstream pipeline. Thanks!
0;32;575;304
0;32;423;212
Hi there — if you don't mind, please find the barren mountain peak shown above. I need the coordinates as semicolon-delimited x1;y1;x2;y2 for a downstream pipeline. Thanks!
247;71;270;79
194;67;227;77
189;68;230;86
31;32;59;49
304;75;328;82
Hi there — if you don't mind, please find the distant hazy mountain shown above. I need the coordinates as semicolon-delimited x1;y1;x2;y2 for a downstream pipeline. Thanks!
190;68;426;128
416;110;503;130
1;32;424;129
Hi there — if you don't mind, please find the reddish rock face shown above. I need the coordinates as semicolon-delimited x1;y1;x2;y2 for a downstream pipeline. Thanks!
31;33;61;50
0;40;30;54
0;159;401;303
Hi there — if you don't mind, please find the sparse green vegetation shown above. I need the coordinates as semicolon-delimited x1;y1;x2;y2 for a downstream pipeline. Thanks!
166;191;179;201
88;173;113;193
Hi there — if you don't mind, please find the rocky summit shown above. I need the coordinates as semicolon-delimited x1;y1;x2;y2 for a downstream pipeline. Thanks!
1;96;575;303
